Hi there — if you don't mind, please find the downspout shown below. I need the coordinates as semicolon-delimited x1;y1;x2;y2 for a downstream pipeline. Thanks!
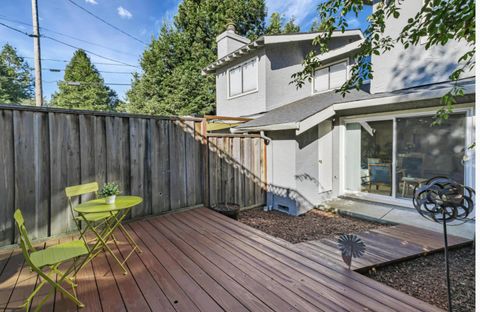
260;131;272;211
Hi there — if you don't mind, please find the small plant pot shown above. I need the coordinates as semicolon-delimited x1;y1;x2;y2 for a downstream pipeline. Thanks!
211;203;240;220
105;195;116;204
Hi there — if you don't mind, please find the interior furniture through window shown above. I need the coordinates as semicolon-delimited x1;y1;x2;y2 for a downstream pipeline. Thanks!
344;113;467;201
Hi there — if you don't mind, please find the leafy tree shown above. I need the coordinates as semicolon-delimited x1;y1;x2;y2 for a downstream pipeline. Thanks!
266;13;300;35
51;49;118;111
291;0;474;124
127;0;266;116
0;44;33;104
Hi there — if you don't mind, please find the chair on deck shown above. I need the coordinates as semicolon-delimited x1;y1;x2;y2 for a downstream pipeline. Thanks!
13;209;88;311
65;182;118;246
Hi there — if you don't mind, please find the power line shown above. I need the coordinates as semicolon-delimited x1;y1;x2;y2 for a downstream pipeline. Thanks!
22;56;139;67
0;22;139;68
0;15;139;57
42;80;132;86
40;67;134;74
66;0;147;45
0;22;31;36
42;35;138;67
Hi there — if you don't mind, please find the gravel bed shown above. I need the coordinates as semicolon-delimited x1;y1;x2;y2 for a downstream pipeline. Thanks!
365;246;475;311
238;207;389;244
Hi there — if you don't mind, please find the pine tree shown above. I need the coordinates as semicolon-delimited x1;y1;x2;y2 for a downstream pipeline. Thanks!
0;44;33;104
51;50;118;111
283;17;300;33
266;13;301;35
265;12;283;34
126;0;266;116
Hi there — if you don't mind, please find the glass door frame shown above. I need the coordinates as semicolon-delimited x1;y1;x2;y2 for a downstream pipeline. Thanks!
338;105;474;208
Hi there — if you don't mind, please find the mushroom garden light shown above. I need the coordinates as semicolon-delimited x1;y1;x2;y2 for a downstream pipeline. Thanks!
413;177;474;312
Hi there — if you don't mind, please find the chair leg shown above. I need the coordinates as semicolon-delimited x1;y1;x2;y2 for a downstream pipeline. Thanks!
33;288;55;312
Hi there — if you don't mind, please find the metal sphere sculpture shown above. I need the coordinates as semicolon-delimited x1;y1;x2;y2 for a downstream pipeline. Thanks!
413;176;475;312
413;176;474;224
337;234;366;270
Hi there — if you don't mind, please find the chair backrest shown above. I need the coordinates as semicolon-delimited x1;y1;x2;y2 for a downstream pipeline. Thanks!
65;182;99;220
13;209;36;268
369;163;392;184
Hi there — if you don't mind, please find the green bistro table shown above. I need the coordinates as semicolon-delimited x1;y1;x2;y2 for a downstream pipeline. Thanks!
74;196;143;274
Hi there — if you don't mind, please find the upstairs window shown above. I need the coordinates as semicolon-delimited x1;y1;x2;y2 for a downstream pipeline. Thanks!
313;60;348;93
228;58;258;98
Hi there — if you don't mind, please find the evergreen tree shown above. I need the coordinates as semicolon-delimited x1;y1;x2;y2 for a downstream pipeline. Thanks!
283;17;300;33
266;13;300;35
265;12;283;34
127;0;266;116
0;44;33;104
51;50;118;111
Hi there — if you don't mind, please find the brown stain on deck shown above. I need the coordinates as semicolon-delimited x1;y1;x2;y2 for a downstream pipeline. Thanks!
0;208;444;311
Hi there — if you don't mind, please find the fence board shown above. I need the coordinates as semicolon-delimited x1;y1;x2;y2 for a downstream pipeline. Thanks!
151;119;170;214
49;113;80;235
129;118;149;217
106;117;131;217
0;110;14;245
79;114;96;203
169;121;187;210
0;106;265;247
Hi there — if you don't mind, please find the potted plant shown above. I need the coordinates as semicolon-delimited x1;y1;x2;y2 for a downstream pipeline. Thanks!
98;182;121;204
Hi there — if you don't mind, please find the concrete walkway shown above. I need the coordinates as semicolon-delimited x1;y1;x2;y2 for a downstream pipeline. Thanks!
322;197;475;239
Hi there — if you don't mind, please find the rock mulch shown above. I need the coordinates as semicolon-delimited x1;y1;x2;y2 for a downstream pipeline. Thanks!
238;207;388;244
365;246;475;312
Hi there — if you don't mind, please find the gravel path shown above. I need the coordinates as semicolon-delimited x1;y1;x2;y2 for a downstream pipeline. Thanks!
238;207;388;244
365;246;475;312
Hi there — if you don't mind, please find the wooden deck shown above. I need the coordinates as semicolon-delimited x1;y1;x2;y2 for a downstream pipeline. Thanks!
295;224;471;271
0;208;444;311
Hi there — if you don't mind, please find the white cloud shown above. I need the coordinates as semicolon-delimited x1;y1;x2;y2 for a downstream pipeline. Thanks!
347;17;360;28
265;0;317;25
117;6;133;19
85;0;98;4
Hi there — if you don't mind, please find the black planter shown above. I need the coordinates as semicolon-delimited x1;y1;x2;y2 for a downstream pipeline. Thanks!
211;203;240;220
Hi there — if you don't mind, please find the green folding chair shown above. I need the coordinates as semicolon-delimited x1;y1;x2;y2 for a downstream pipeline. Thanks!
13;209;88;311
65;182;118;246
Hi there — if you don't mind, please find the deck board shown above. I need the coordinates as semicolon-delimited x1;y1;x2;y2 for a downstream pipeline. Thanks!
295;223;471;271
0;208;445;312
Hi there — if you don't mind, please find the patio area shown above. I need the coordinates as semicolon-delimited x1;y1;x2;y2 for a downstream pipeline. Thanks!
0;207;443;312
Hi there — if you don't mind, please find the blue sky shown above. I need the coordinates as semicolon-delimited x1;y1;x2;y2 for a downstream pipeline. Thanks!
0;0;370;101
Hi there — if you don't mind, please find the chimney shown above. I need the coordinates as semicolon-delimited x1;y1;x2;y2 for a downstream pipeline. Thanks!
216;23;250;59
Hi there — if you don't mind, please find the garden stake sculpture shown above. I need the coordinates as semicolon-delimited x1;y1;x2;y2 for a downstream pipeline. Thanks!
337;234;366;270
413;177;475;312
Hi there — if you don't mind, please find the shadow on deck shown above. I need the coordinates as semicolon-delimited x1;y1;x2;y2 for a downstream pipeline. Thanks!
295;224;472;272
0;208;443;311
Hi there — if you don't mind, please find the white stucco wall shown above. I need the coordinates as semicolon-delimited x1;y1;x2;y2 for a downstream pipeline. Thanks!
370;0;474;93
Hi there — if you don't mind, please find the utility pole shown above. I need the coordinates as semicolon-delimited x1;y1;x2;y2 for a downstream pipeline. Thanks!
31;0;43;106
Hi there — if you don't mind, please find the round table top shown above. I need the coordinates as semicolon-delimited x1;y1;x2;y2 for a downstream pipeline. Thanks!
74;196;143;214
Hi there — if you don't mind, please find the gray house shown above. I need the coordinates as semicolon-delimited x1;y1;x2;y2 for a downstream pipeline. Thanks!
202;1;475;231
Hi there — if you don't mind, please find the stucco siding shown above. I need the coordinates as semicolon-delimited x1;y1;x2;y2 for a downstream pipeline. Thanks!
265;38;356;111
370;0;474;93
215;49;267;117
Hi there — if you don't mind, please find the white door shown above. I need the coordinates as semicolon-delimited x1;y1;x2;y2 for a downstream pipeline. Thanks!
318;120;333;192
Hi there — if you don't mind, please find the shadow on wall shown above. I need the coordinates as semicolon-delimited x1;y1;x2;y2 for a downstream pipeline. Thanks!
266;183;316;216
379;44;465;93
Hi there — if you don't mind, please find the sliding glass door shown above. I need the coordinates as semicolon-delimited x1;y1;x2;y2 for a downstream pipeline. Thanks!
395;114;466;198
344;112;468;202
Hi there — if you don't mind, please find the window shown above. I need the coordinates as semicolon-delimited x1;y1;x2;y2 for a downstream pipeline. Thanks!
344;113;468;200
228;58;258;98
313;61;347;93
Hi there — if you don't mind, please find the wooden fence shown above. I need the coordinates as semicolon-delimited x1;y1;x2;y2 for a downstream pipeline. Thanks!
0;105;266;247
